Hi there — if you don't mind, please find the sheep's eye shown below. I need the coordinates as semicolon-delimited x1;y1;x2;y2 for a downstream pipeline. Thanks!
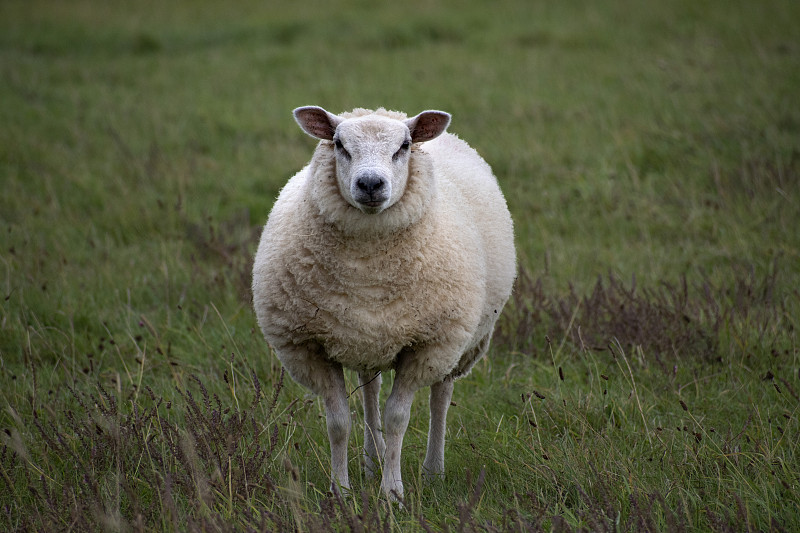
393;140;411;160
334;139;350;158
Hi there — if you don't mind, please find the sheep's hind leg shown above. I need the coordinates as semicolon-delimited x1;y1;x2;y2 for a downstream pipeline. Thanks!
359;371;385;478
422;378;454;482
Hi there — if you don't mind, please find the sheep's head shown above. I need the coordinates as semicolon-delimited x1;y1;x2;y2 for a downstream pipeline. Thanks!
294;106;450;215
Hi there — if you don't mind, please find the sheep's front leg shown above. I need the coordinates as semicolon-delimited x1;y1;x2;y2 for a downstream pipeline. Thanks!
322;367;351;494
359;371;385;478
422;378;454;481
380;375;416;501
278;346;351;493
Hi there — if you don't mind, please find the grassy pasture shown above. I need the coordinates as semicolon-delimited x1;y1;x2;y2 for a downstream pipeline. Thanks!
1;0;799;530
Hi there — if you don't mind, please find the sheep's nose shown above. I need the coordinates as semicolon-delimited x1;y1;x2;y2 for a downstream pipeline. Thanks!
356;174;385;195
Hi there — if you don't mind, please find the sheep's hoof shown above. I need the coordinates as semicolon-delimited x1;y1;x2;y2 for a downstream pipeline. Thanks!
380;492;407;512
380;481;405;506
422;467;445;485
330;482;351;499
422;460;445;484
375;496;406;516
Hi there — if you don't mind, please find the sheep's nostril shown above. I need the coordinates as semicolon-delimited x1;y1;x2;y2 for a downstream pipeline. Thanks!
356;175;385;195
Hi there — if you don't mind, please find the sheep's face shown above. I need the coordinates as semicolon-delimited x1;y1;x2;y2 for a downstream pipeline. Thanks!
332;116;413;214
294;107;451;215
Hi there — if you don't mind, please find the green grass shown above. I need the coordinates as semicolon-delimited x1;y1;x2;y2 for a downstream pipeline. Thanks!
1;0;799;530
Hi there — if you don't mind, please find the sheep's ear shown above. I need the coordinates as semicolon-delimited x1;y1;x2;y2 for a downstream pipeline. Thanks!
405;110;451;143
293;106;343;140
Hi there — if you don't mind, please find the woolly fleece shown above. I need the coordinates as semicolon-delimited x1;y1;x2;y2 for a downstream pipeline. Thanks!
253;109;515;387
252;107;515;497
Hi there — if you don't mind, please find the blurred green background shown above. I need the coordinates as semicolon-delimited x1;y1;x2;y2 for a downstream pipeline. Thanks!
1;0;798;530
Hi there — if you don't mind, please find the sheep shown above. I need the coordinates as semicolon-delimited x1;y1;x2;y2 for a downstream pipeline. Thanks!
252;106;516;500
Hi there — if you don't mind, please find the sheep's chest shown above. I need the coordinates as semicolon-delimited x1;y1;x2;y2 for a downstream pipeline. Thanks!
290;246;443;370
318;300;419;370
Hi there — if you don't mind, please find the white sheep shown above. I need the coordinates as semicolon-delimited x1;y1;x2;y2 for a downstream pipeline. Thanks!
252;106;516;500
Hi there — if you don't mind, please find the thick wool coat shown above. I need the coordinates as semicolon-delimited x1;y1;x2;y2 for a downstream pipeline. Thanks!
252;109;515;389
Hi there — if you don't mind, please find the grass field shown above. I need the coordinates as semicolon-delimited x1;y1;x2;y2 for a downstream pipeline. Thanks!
1;0;799;530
